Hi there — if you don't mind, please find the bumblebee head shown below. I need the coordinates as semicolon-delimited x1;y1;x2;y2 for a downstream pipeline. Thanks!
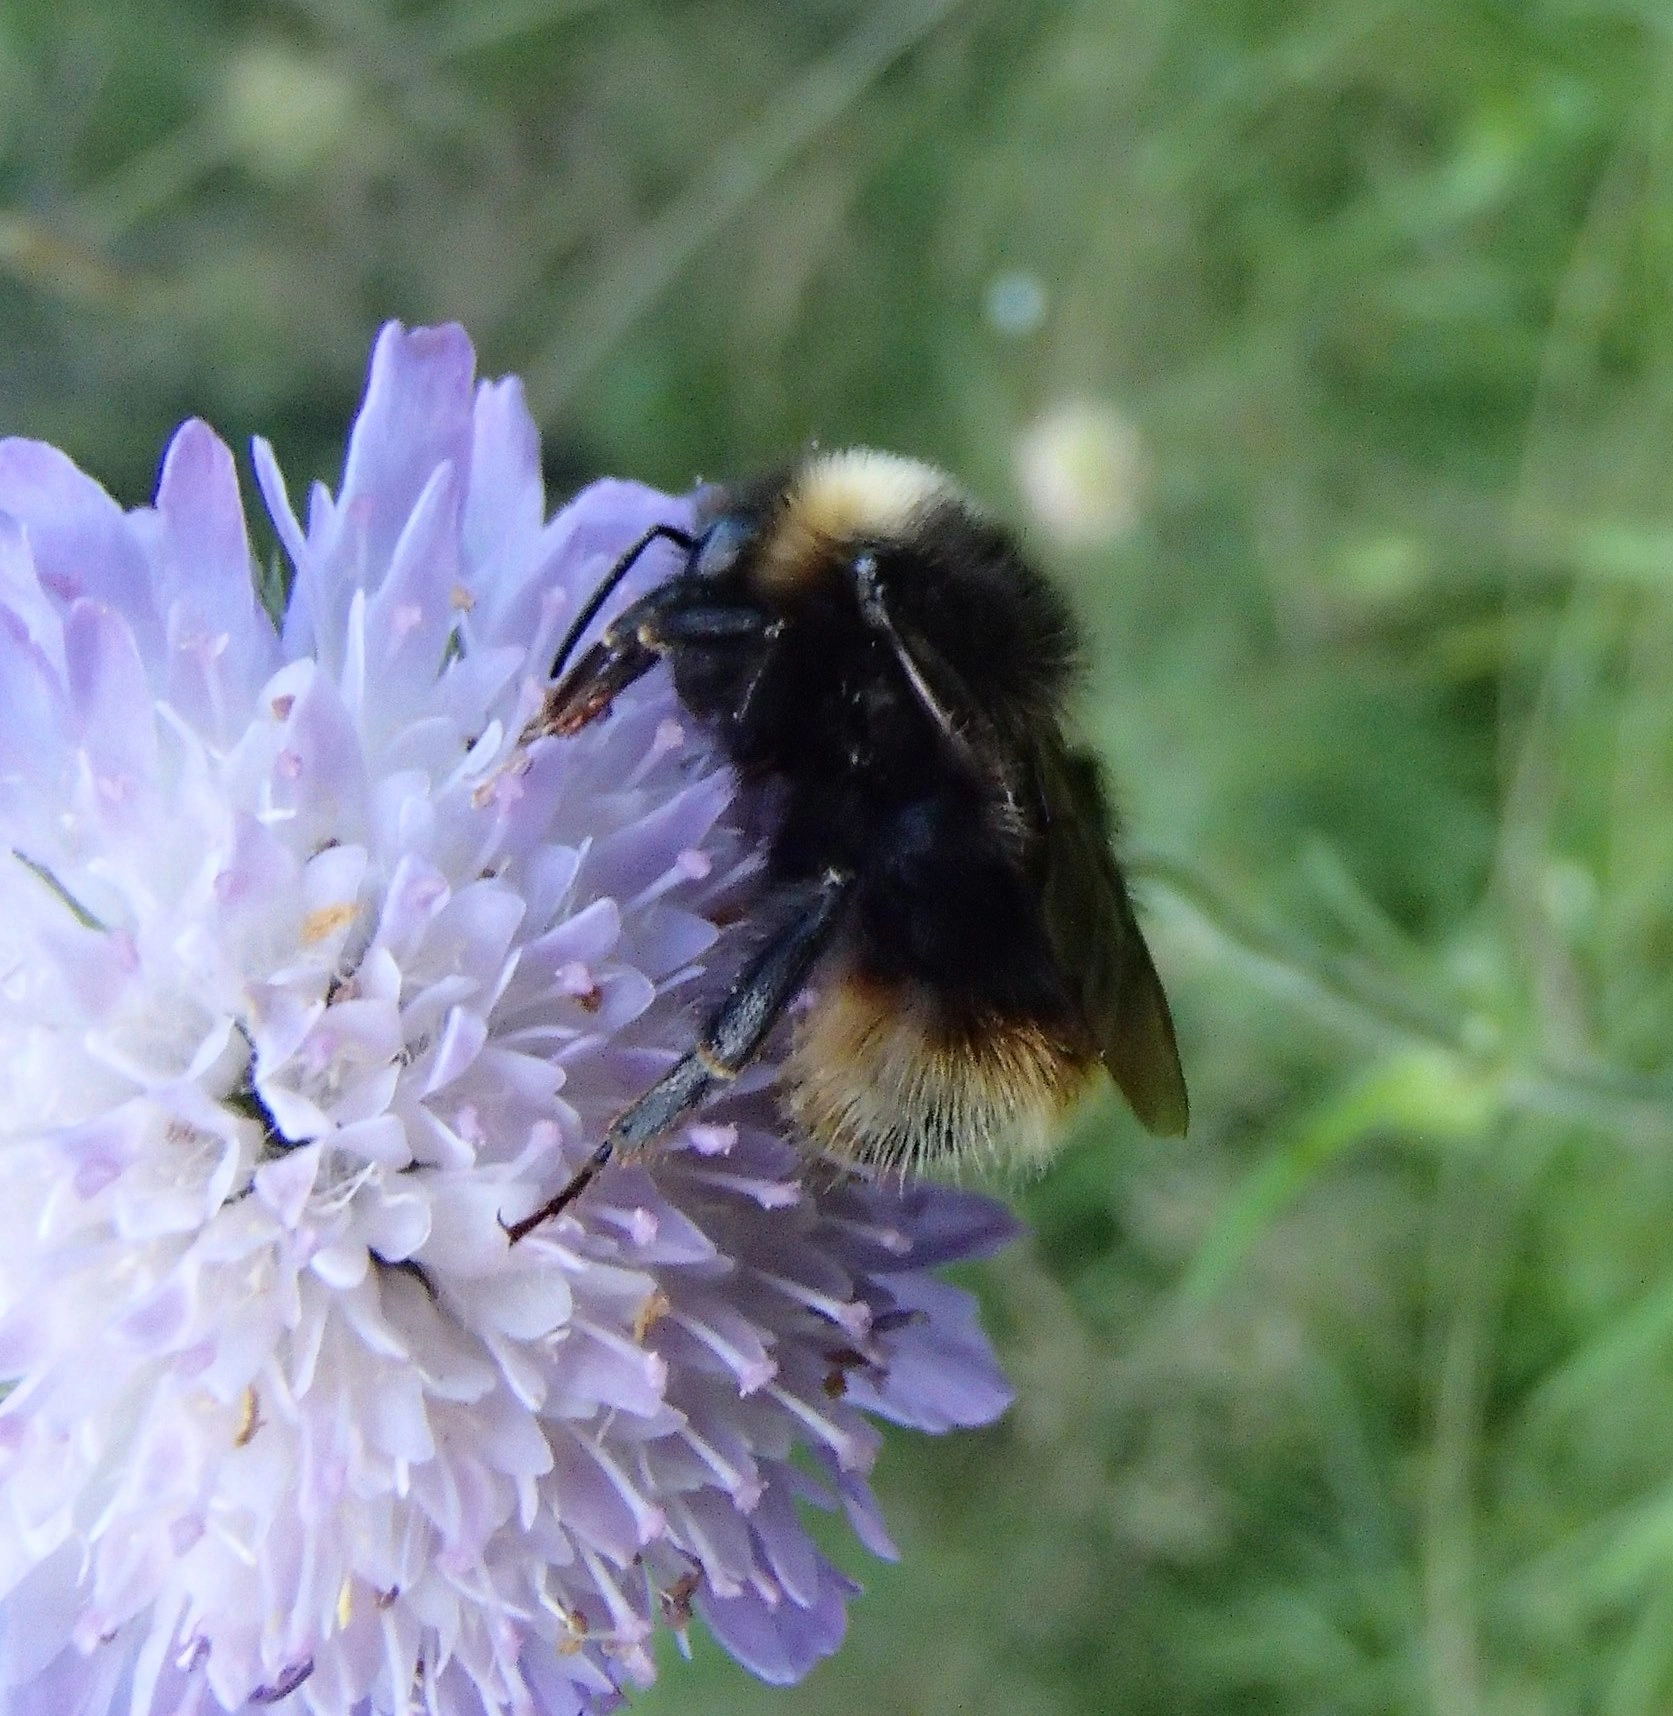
536;448;1076;743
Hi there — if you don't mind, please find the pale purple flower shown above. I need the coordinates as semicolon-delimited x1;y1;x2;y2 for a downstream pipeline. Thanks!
0;324;1017;1716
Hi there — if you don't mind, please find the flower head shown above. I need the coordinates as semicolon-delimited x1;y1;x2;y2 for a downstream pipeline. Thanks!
0;324;1017;1715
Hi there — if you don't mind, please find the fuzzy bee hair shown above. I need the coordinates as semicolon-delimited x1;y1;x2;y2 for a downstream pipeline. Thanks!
508;448;1186;1237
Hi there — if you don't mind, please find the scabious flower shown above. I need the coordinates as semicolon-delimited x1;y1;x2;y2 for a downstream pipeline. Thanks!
0;324;1018;1716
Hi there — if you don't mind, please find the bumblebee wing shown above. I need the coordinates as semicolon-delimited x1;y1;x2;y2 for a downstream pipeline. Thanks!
1033;739;1189;1137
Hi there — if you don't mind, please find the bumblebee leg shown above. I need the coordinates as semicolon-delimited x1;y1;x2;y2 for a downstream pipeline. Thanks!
503;869;854;1240
640;605;772;646
533;592;775;738
851;552;968;750
850;553;1027;819
532;631;660;737
548;522;695;680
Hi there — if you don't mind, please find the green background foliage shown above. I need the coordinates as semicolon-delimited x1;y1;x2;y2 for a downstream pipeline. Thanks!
6;2;1673;1710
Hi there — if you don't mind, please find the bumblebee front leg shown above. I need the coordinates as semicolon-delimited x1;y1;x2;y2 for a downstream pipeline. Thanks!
548;522;696;681
504;869;855;1241
531;587;775;739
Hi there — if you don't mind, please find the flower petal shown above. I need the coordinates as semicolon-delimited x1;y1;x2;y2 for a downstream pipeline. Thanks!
0;322;1020;1716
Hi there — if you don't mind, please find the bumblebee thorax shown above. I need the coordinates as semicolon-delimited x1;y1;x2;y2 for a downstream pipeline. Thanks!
749;449;959;599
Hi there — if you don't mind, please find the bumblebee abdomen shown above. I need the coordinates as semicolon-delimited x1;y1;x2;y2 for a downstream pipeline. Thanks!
784;973;1097;1176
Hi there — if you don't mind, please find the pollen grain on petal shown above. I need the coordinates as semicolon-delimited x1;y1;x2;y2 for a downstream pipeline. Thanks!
301;901;358;943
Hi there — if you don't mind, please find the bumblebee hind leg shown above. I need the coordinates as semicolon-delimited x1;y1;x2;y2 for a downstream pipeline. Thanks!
503;869;854;1240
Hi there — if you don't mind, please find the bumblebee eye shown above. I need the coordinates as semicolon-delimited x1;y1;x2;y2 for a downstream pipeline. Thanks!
693;516;750;579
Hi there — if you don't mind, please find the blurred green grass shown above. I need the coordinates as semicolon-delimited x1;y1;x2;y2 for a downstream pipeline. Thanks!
8;1;1673;1711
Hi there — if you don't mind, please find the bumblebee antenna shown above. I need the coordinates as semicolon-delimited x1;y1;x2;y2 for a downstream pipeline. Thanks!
549;522;696;680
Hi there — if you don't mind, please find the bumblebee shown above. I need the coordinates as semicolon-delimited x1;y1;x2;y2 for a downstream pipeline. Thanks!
505;450;1186;1238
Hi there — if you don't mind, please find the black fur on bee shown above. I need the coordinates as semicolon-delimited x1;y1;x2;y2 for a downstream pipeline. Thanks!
504;450;1186;1239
